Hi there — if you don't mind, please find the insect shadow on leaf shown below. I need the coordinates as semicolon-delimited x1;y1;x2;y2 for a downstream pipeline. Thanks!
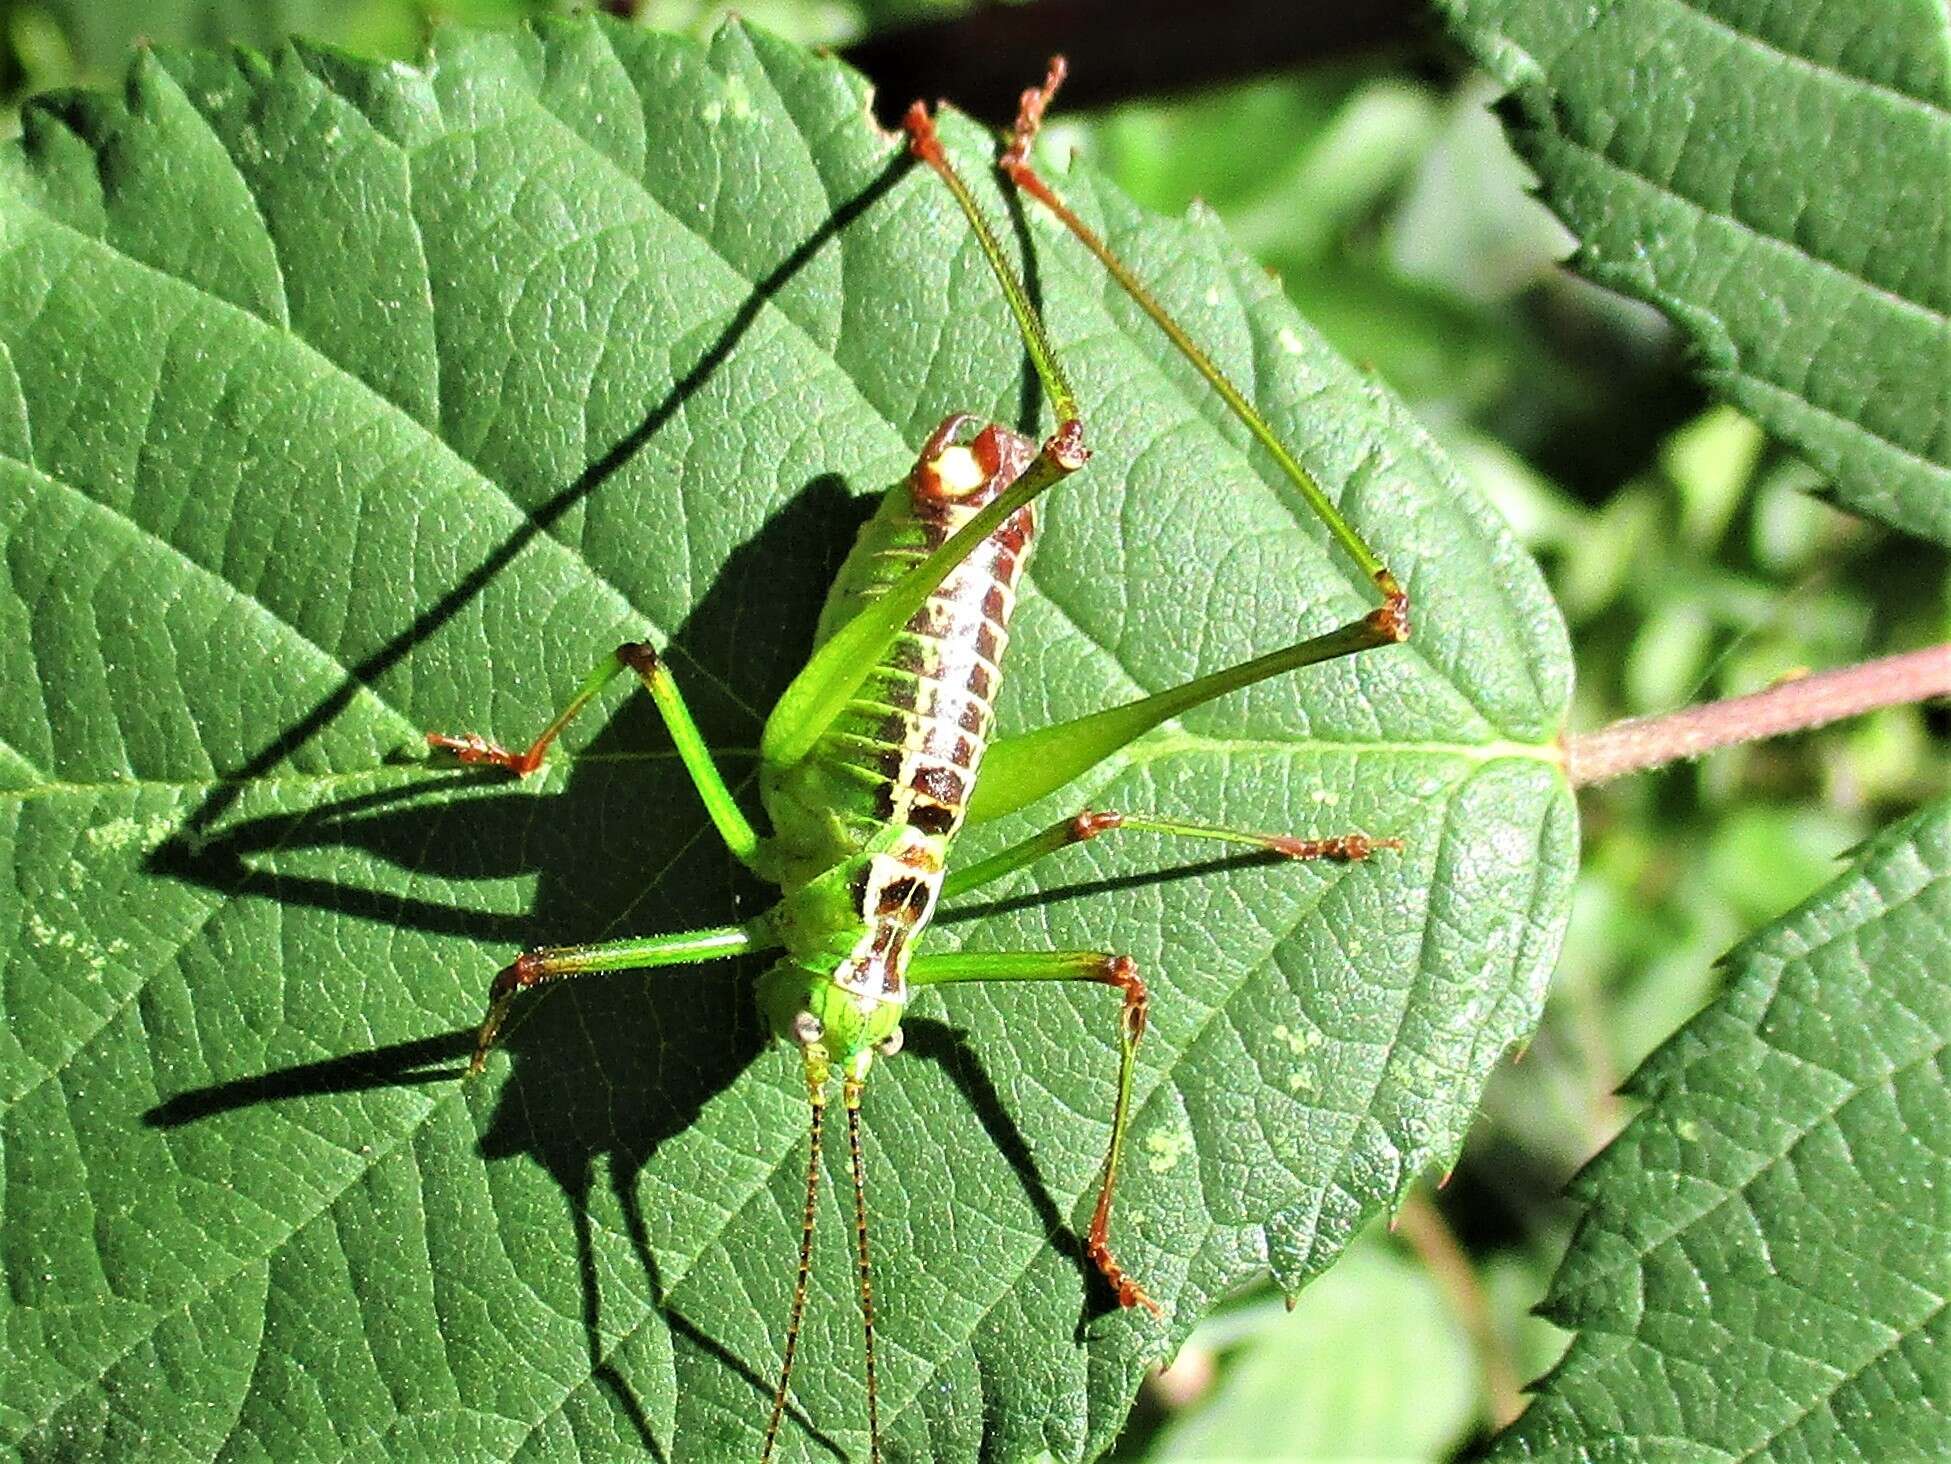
143;471;876;1456
138;144;911;1118
137;155;909;1456
147;150;910;848
410;66;1409;1464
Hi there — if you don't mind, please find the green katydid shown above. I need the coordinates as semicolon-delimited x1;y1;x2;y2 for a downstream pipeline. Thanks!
425;59;1408;1463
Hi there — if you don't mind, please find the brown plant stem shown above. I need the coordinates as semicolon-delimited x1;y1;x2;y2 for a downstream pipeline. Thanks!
1565;644;1951;788
1395;1189;1527;1431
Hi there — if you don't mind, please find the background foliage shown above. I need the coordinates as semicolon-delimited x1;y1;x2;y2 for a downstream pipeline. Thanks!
2;1;1945;1459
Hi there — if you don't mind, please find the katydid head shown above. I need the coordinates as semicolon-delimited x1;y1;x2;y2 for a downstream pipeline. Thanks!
758;957;906;1089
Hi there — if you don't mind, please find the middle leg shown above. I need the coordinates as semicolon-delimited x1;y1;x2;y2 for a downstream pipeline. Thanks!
469;921;769;1073
427;641;763;869
943;807;1400;902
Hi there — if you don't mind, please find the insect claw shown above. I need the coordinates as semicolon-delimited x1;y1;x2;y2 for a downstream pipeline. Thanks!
1085;1230;1163;1318
469;1007;507;1075
900;100;943;163
425;730;543;775
1003;55;1067;172
467;1012;501;1076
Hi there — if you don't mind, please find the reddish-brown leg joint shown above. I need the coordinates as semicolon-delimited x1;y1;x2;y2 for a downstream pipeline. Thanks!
901;100;944;164
490;949;548;1003
469;949;549;1074
616;641;658;676
1369;578;1411;644
1069;809;1125;843
1048;416;1089;471
1099;952;1148;1043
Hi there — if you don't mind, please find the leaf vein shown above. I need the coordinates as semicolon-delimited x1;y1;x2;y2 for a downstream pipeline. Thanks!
1547;125;1949;333
1660;0;1951;121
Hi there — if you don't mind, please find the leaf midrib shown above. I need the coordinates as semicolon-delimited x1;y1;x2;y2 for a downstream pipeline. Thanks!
1649;0;1948;122
0;729;1561;804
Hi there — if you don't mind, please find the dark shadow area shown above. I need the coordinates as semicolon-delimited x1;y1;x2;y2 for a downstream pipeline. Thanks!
845;0;1426;128
147;773;565;947
567;1180;667;1461
143;1029;477;1126
1002;171;1049;436
148;474;869;942
937;850;1287;926
140;156;906;1449
168;150;907;839
901;1015;1109;1329
142;462;874;1443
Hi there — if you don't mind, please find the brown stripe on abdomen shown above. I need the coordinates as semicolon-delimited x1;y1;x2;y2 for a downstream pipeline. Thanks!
836;485;1037;847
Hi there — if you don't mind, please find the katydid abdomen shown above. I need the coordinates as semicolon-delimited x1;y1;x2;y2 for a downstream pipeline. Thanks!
763;416;1038;879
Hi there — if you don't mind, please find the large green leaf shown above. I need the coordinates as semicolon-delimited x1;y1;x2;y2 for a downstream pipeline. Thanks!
1439;0;1951;546
1490;795;1951;1460
0;18;1573;1460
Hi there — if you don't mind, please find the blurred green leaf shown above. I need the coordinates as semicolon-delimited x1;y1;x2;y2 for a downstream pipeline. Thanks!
9;0;522;74
1489;796;1951;1460
1447;429;1586;552
1153;1238;1477;1461
1091;74;1438;259
1482;1252;1571;1404
1440;0;1951;545
1081;74;1541;419
0;16;1573;1459
1385;77;1571;306
1661;406;1765;551
1698;803;1866;929
1623;600;1713;713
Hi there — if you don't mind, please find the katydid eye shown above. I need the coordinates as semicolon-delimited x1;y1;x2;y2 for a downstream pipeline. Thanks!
878;1027;905;1057
791;1012;824;1045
